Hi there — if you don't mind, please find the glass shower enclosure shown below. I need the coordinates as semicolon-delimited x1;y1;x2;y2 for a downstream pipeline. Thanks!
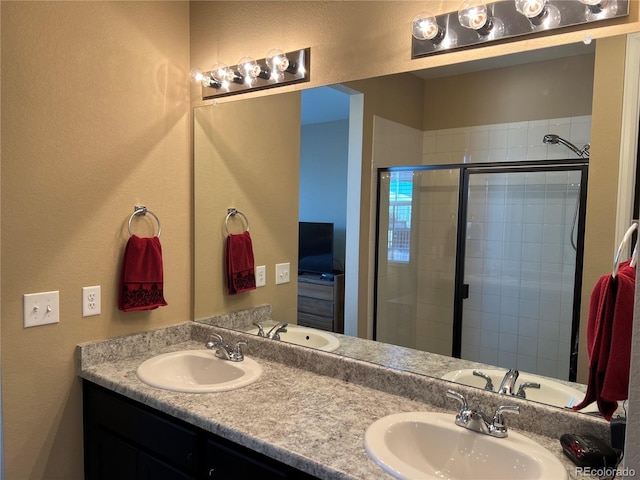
375;160;588;382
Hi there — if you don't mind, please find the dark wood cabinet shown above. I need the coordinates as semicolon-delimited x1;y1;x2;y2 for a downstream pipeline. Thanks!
83;381;317;480
297;273;344;333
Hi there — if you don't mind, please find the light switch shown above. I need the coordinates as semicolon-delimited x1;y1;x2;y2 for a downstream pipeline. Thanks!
275;262;290;285
23;291;60;328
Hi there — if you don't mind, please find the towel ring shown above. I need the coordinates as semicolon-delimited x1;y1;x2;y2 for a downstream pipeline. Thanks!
612;222;637;277
128;206;161;237
225;208;249;235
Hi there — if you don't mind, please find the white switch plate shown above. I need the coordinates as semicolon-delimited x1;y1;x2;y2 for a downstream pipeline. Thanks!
255;265;266;287
23;290;60;328
82;285;101;317
275;262;290;285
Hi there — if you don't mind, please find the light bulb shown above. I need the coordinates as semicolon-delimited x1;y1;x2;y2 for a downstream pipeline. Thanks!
514;0;546;19
190;68;205;84
266;49;290;75
237;57;260;80
458;0;489;31
579;0;617;19
412;12;444;43
210;62;234;85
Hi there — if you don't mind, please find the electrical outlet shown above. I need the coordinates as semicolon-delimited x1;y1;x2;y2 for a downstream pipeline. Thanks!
275;262;290;285
23;291;60;328
255;265;266;287
82;286;101;317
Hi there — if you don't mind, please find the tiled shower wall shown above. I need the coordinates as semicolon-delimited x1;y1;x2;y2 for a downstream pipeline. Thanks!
374;115;590;380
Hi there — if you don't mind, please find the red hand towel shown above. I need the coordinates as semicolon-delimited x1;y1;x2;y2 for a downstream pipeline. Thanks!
226;231;256;295
602;262;635;401
573;260;635;419
118;235;168;312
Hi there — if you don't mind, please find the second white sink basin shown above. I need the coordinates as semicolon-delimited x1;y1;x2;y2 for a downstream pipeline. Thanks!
441;368;597;412
248;324;340;352
136;350;262;393
365;411;568;480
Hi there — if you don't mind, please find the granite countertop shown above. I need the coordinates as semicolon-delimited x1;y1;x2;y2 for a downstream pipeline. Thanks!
78;322;592;480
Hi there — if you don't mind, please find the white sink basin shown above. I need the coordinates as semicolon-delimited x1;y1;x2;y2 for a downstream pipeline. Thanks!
248;324;340;352
136;350;262;393
365;411;568;480
441;368;597;412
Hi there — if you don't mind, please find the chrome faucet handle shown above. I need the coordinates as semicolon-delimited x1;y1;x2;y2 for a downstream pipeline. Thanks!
446;390;468;414
492;405;520;436
252;322;265;337
266;322;288;340
473;370;494;391
515;382;540;399
229;341;247;362
205;333;225;349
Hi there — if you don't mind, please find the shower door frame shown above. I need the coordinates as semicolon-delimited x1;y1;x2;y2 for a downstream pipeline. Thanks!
374;159;589;382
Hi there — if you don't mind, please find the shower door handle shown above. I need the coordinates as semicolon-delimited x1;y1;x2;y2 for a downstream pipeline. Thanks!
461;284;469;299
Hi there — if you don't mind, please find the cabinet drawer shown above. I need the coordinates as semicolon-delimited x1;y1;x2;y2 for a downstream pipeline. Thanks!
298;281;334;301
84;383;198;473
298;312;334;331
298;296;334;317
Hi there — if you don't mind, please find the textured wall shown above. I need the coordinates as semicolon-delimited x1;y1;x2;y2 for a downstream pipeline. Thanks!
1;2;190;478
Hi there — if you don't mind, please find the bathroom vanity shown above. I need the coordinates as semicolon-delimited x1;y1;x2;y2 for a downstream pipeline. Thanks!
78;322;604;479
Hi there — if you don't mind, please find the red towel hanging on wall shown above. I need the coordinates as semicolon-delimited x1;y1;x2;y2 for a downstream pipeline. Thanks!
118;235;168;311
226;231;256;295
573;260;635;420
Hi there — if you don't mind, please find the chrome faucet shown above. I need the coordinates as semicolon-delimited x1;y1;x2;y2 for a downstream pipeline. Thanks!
446;390;519;438
205;333;246;362
265;322;288;340
252;322;265;337
497;368;520;395
473;370;494;391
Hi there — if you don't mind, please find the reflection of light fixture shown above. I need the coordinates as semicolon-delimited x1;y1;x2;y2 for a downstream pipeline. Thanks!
578;0;606;14
266;49;292;79
210;62;235;86
514;0;561;28
189;68;213;87
237;56;270;82
458;0;503;38
194;48;310;100
412;11;446;44
458;0;491;33
578;0;618;20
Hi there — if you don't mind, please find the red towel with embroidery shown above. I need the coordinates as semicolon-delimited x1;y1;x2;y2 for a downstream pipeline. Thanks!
573;260;635;419
118;235;168;311
226;231;256;295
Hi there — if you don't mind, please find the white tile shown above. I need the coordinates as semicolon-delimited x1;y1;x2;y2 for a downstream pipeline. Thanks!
517;335;538;356
517;354;538;373
518;317;539;337
481;328;500;349
527;145;548;161
500;296;519;316
488;148;508;162
538;339;559;361
504;223;523;242
470;129;490;150
543;206;565;225
521;243;542;263
499;315;519;334
541;243;563;264
506;147;527;161
469;149;490;163
482;294;501;314
499;333;518;353
479;347;499;366
536;358;560;378
481;312;500;331
519;298;540;319
498;350;518;369
523;204;544;223
508;126;529;148
538;319;560;339
523;223;543;243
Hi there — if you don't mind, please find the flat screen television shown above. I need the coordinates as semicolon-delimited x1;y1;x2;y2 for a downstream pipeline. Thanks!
298;222;334;275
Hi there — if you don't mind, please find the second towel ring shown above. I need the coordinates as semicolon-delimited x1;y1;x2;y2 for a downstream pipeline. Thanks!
128;206;162;237
225;208;250;235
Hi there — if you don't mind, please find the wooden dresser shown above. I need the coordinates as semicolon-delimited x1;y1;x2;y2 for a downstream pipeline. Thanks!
297;273;344;333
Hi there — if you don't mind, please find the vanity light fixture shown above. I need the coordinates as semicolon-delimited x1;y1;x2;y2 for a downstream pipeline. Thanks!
192;48;310;101
411;0;628;59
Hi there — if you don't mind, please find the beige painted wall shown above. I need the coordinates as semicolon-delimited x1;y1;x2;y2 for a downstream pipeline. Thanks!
193;94;301;323
1;1;638;478
1;2;190;478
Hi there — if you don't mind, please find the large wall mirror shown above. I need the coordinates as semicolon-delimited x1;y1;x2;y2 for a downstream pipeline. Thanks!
194;36;640;416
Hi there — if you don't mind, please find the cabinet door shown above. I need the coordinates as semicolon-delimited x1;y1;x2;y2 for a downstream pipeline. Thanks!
85;427;138;480
205;438;293;480
138;451;195;480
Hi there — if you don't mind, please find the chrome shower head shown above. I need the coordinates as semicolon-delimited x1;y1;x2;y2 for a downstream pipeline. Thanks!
542;134;590;158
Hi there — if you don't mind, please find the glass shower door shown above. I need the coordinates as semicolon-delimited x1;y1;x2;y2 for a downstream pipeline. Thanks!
376;168;459;355
459;167;585;381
